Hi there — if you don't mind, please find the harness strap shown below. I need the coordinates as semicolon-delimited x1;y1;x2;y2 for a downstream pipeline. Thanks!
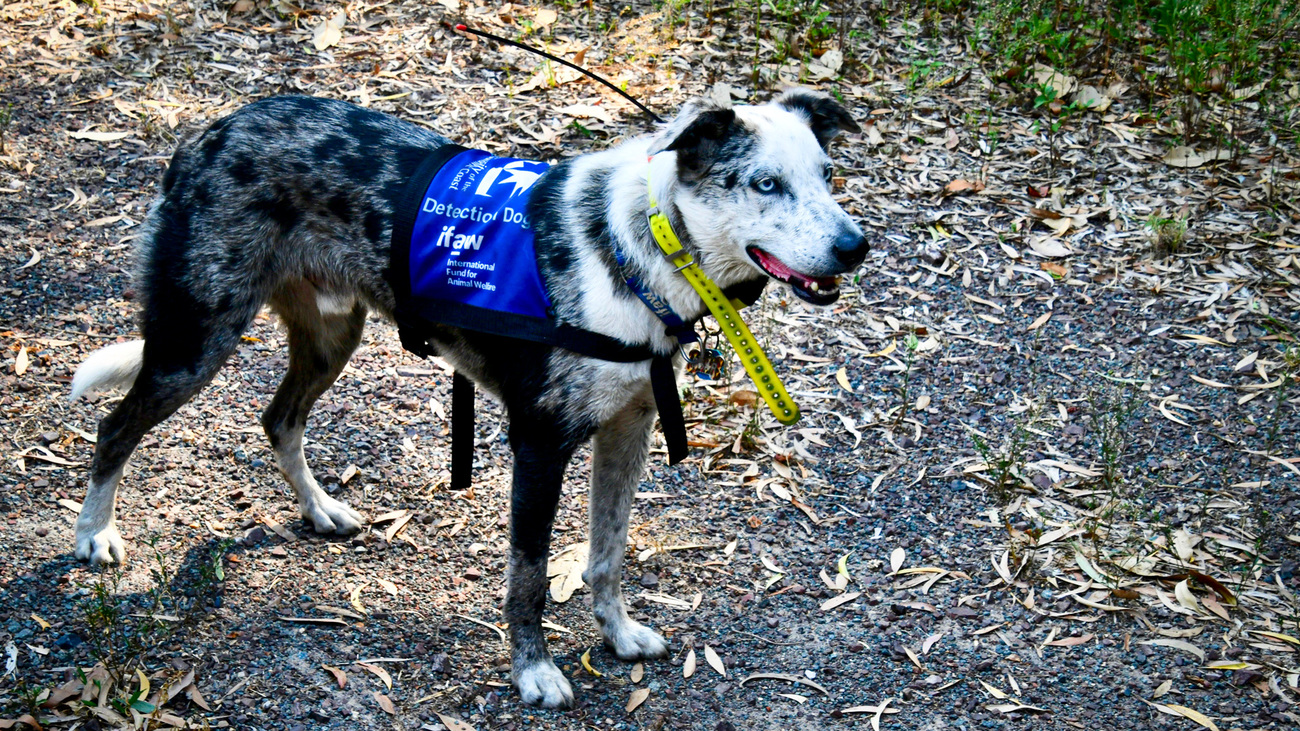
451;372;476;491
651;356;687;463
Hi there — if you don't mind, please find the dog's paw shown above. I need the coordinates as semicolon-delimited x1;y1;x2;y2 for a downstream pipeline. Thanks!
513;659;574;709
301;493;364;535
602;618;670;662
74;524;125;566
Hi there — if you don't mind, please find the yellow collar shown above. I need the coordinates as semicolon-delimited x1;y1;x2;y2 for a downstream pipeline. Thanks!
644;159;800;425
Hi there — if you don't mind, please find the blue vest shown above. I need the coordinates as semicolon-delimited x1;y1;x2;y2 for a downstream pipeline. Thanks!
389;144;710;489
408;149;554;319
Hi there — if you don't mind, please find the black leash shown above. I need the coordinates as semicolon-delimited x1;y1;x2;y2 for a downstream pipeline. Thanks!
452;22;665;126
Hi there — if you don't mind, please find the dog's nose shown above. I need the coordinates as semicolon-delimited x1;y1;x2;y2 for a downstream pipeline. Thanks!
833;228;869;269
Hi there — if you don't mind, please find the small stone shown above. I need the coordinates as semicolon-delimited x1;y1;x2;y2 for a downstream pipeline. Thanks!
639;572;659;588
430;654;451;674
241;526;266;546
34;526;49;537
270;547;288;558
1233;668;1264;686
40;431;59;444
765;617;779;629
464;567;482;580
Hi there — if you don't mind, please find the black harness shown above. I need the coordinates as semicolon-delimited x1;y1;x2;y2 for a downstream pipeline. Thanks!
389;144;761;490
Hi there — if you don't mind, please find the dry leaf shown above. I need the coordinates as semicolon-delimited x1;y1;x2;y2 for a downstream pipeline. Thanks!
534;8;558;27
1032;63;1077;96
1153;679;1172;698
836;367;852;391
375;692;396;714
436;712;476;731
704;645;726;678
312;10;345;51
626;688;650;713
14;347;28;376
547;542;589;603
1163;146;1231;168
890;547;905;574
1044;634;1094;647
69;129;132;142
1028;237;1073;258
580;647;602;677
1173;528;1194;561
979;680;1008;699
945;179;985;194
558;104;614;125
1073;85;1112;111
683;648;696;678
356;662;392;690
1174;580;1202;614
1141;638;1204;661
1162;704;1220;731
322;665;347;689
820;591;861;611
630;663;644;683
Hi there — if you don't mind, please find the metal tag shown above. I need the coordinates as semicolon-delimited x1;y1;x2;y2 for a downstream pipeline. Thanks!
686;347;726;381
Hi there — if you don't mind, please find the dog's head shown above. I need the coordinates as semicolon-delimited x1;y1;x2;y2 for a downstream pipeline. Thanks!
648;89;865;306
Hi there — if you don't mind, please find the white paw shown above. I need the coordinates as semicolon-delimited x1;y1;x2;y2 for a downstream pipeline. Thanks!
513;659;574;709
602;617;670;661
74;523;125;566
301;493;364;534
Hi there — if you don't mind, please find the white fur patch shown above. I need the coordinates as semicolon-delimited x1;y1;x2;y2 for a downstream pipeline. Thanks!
70;340;145;401
315;291;357;316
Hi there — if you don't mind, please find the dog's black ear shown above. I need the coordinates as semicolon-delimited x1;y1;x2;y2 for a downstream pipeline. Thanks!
648;99;739;181
775;88;859;149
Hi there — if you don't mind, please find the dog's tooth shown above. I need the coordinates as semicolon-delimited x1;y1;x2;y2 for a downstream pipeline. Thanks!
810;281;819;292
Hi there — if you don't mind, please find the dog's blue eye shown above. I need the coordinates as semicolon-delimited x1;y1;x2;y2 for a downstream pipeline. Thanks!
823;166;834;183
754;177;779;194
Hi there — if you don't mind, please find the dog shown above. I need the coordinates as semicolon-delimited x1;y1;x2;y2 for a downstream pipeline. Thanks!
68;89;866;708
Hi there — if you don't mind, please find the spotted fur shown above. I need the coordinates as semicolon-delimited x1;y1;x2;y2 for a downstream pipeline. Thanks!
68;90;865;708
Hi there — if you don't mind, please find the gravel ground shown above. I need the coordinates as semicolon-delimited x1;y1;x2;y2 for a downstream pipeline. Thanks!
2;1;1299;730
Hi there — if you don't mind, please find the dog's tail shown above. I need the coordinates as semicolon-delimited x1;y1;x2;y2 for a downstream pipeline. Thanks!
70;340;145;402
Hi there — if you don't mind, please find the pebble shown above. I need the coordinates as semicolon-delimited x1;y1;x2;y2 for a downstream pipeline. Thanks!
34;526;49;537
639;572;659;588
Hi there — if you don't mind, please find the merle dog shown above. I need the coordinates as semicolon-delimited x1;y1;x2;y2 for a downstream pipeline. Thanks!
69;89;866;707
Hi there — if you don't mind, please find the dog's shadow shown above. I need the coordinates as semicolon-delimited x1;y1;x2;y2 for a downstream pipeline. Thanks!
15;538;236;687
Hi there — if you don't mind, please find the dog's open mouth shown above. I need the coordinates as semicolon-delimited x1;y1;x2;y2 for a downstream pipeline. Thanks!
746;247;842;305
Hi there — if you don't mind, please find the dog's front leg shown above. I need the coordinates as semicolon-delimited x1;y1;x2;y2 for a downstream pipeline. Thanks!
505;423;578;709
584;403;670;661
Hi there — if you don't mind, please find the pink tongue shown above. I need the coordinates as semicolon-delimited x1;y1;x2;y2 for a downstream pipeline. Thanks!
755;248;798;280
754;249;835;286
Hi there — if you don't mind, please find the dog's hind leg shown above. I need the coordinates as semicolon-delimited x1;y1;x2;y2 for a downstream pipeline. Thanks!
75;307;256;565
261;281;366;535
505;419;580;709
584;399;670;661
